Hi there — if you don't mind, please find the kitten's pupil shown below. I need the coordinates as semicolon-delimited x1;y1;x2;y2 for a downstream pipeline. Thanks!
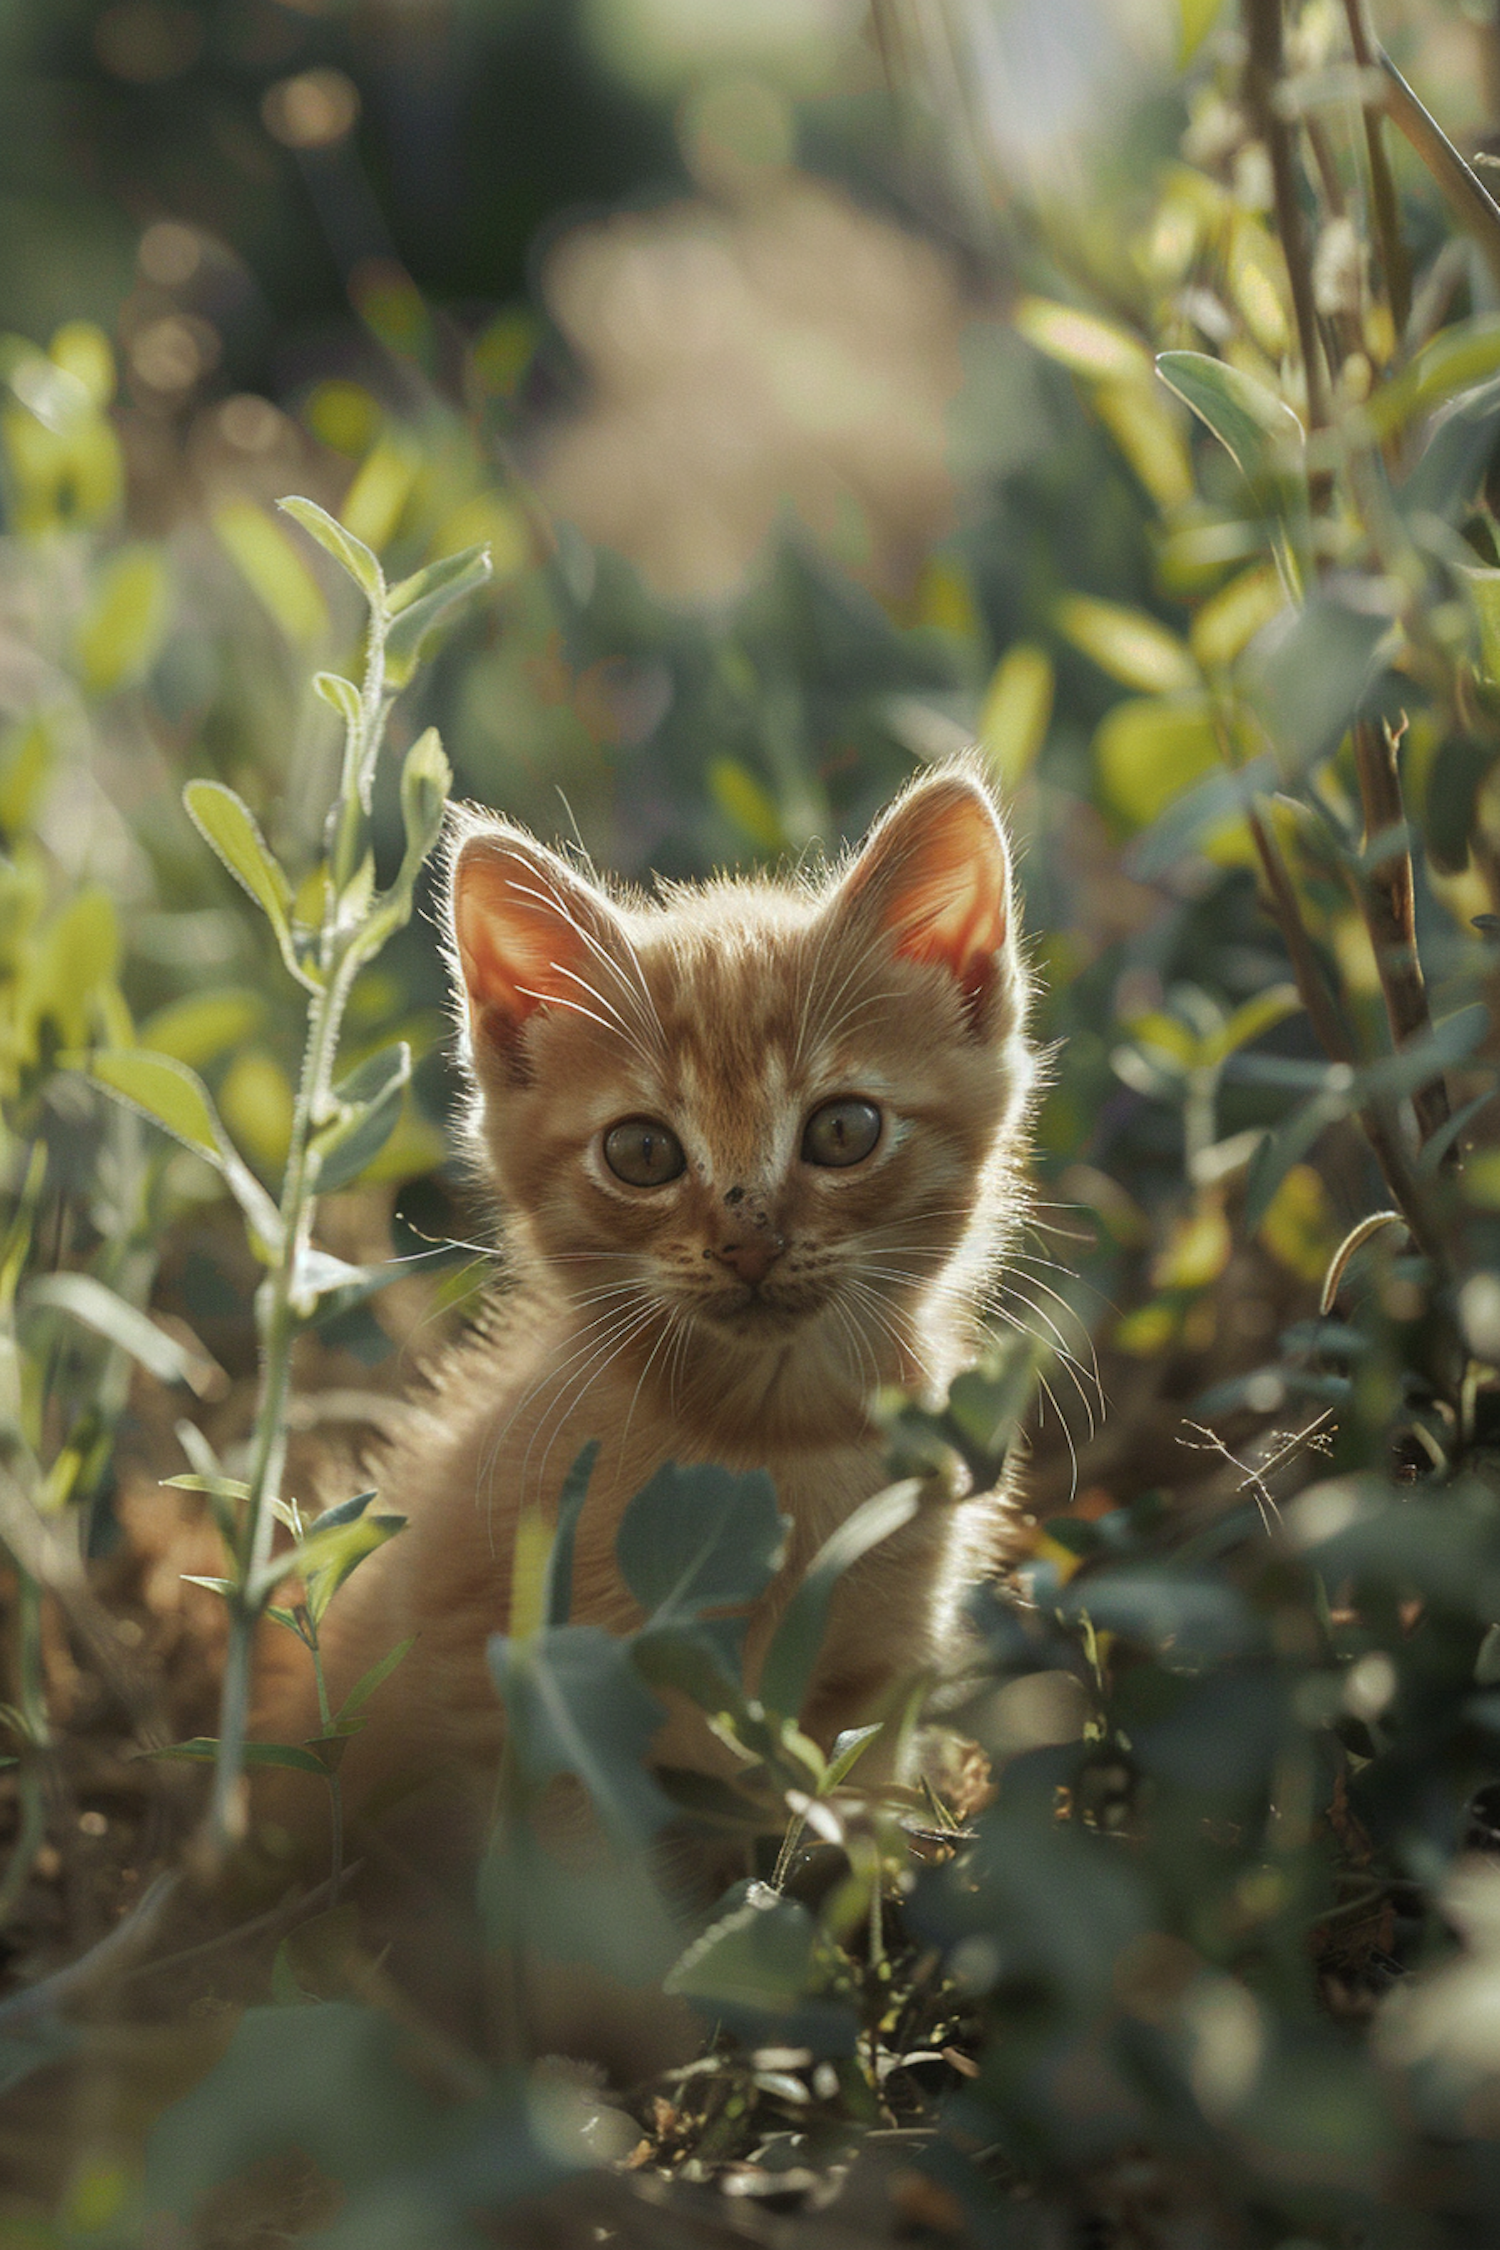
604;1116;686;1187
802;1099;881;1168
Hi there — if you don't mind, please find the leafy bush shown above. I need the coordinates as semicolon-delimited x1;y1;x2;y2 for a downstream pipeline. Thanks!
13;0;1500;2243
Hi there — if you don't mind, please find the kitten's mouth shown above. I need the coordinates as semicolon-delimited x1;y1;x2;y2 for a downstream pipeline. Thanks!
696;1282;824;1334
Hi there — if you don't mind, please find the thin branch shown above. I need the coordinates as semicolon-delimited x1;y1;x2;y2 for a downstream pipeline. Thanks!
1247;803;1442;1258
1379;50;1500;292
1243;0;1330;430
1341;0;1412;333
1348;719;1452;1153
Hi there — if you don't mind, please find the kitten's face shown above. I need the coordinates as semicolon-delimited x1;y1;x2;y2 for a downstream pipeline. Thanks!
448;768;1032;1412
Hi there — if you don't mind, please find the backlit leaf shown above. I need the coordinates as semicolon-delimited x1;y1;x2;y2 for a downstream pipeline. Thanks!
759;1480;924;1720
978;642;1053;786
1016;297;1153;383
1055;595;1198;694
214;500;330;644
277;494;382;602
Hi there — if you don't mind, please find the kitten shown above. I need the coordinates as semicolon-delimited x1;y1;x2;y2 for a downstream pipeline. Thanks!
254;760;1034;1835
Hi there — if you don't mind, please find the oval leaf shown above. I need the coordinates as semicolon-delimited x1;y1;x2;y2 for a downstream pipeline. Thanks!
278;495;383;602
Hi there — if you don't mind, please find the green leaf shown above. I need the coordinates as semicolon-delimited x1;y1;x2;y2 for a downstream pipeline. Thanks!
398;725;451;871
617;1461;786;1624
312;670;364;728
334;1635;415;1724
214;500;331;644
85;1047;223;1164
759;1480;925;1720
665;1886;857;2054
183;780;315;991
277;495;383;602
708;758;786;853
619;1460;786;1704
180;1575;235;1599
978;642;1053;787
310;1043;411;1193
1095;694;1222;830
148;1737;330;1775
139;987;265;1068
73;544;171;695
1054;595;1198;694
1157;349;1305;478
1015;296;1153;382
270;1489;407;1623
824;1721;883;1788
22;1271;205;1389
85;1048;284;1249
1240;596;1391;776
145;2001;582;2229
544;1441;598;1628
161;1470;252;1501
383;543;493;681
488;1624;676;1845
1156;350;1308;595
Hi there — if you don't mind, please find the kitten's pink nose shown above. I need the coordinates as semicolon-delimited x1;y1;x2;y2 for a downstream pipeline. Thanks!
715;1231;786;1286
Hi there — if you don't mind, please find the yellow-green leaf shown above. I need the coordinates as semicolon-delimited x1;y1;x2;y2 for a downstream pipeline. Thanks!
709;757;786;854
183;780;313;988
1190;564;1287;672
1056;596;1198;694
87;1049;227;1166
978;643;1053;787
74;546;172;695
1014;297;1153;383
277;494;382;602
219;1049;295;1174
1093;381;1194;511
1096;695;1221;828
138;988;265;1069
214;499;330;644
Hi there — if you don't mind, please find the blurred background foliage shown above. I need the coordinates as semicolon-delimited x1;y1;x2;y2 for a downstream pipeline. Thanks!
14;0;1500;2240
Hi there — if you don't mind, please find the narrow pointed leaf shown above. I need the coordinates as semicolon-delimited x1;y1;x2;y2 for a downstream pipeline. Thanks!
183;780;316;991
759;1480;925;1720
310;1044;411;1193
23;1272;205;1388
544;1441;598;1628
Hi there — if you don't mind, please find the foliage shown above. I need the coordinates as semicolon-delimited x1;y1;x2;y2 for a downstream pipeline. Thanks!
11;0;1500;2244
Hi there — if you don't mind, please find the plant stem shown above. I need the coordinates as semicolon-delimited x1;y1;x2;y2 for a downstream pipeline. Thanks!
0;1565;48;1924
1341;0;1412;334
1379;50;1500;292
208;612;390;1862
1348;719;1452;1154
307;1622;345;1895
1242;0;1330;432
1247;803;1442;1259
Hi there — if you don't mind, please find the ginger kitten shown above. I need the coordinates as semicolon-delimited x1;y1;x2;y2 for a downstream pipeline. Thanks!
254;762;1034;1833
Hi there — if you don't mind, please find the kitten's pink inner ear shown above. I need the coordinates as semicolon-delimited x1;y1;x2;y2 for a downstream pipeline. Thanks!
859;785;1010;1008
452;841;593;1036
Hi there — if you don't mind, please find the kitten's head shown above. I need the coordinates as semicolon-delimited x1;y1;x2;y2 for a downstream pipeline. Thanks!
446;765;1033;1440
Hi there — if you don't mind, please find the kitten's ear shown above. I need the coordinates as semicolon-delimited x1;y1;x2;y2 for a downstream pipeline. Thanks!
838;770;1014;1025
449;824;621;1061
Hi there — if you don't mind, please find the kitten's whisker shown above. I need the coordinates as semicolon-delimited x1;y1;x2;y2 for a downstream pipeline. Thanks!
520;1300;663;1507
992;1283;1104;1428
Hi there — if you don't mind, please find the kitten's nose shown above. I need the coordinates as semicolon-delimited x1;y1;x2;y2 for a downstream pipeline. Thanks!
715;1230;786;1286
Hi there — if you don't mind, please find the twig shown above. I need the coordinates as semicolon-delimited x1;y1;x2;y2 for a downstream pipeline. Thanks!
1348;720;1452;1153
1246;805;1441;1258
1243;0;1330;430
1379;50;1500;292
1341;0;1412;333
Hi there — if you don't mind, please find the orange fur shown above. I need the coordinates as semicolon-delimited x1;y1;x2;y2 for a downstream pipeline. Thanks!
253;762;1035;1837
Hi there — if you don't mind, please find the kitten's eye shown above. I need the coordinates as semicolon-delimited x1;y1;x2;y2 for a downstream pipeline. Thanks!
802;1099;881;1169
603;1116;686;1187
